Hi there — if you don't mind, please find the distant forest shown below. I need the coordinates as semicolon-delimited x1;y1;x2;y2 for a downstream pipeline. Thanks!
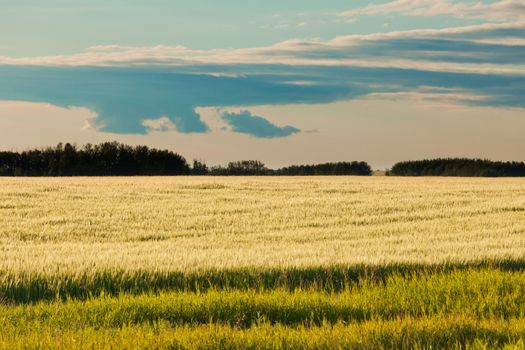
0;142;372;176
0;142;189;176
1;143;524;177
207;160;372;176
389;159;525;177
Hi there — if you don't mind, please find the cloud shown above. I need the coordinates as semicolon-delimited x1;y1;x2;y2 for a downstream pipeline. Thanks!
0;22;523;75
1;63;523;137
0;65;362;135
142;116;177;132
339;0;525;22
222;111;300;138
0;22;524;135
361;89;490;108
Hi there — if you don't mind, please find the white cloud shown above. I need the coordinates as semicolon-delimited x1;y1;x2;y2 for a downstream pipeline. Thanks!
327;21;525;43
339;0;525;22
361;90;489;109
282;81;316;86
0;21;523;75
83;115;105;131
142;116;177;132
343;17;358;23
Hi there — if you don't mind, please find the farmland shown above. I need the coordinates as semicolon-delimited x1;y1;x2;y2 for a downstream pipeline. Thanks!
1;177;525;348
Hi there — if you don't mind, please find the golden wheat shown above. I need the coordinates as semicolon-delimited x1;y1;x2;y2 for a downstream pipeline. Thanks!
0;177;524;275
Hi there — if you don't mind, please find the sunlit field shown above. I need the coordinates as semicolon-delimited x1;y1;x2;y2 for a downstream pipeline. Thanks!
1;177;525;349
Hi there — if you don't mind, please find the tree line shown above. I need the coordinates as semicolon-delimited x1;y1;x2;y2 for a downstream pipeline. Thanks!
0;142;189;176
0;142;373;176
2;143;524;177
389;158;525;177
205;160;373;176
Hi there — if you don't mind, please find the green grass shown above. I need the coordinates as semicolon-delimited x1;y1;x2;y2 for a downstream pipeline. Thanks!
3;269;525;328
2;259;525;304
1;319;525;350
2;269;525;349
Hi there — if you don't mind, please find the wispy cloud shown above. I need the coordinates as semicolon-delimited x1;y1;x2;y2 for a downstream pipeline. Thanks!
0;22;523;75
339;0;525;22
142;116;177;132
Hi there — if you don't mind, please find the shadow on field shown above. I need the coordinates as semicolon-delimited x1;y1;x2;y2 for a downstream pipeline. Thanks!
2;258;525;304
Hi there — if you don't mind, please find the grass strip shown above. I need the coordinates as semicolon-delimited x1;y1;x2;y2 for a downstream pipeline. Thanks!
1;318;525;349
2;269;525;328
2;259;525;303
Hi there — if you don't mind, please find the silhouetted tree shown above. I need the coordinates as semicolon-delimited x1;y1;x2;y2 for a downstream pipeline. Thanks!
227;160;268;175
276;162;372;176
191;160;209;175
0;143;378;177
389;158;525;177
0;142;189;176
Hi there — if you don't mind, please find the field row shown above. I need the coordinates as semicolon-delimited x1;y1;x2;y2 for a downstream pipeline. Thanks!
1;177;524;274
2;318;525;350
2;261;525;303
3;269;525;324
2;269;525;348
1;177;525;348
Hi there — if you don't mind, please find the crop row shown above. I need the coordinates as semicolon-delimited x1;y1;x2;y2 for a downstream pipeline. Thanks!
2;269;525;327
2;260;525;303
1;318;525;349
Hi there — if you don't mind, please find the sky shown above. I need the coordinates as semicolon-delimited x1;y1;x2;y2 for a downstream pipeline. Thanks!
1;0;524;169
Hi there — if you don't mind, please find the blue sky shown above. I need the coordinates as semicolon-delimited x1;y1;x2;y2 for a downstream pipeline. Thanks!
0;0;524;168
1;0;486;56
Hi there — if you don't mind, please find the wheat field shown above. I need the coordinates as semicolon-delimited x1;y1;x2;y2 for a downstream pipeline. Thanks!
1;177;525;348
1;177;525;273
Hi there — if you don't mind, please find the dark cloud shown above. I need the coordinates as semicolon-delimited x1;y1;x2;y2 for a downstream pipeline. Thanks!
0;66;363;135
0;62;524;136
352;38;525;64
222;110;300;138
260;38;525;65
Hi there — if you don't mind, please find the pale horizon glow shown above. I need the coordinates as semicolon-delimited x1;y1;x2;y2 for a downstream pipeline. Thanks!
1;99;524;170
